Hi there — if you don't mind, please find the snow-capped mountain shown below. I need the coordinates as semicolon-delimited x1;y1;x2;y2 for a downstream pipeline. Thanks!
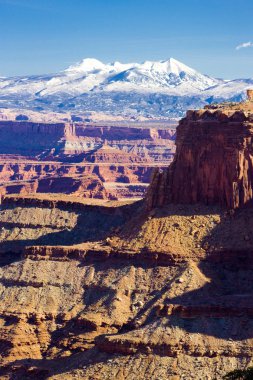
0;57;252;118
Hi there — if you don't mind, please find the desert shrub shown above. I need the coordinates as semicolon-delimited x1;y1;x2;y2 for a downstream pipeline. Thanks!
223;367;253;380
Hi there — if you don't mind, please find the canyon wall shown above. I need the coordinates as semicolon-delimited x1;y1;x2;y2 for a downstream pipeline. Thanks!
0;120;176;200
147;109;253;209
0;121;175;160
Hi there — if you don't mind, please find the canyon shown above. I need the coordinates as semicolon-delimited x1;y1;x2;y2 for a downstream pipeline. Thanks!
0;99;253;379
0;119;176;201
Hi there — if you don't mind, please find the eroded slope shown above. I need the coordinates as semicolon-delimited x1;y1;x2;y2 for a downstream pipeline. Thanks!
0;195;252;379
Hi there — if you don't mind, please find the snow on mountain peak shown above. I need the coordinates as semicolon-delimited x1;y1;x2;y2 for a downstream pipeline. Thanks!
109;61;137;72
65;58;106;73
0;56;250;118
139;58;194;75
23;57;221;97
163;58;196;75
64;57;199;77
62;57;213;95
98;57;219;93
130;58;197;77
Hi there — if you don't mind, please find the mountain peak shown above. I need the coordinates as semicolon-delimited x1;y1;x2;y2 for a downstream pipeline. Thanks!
161;58;197;74
65;58;105;73
0;56;250;118
138;57;197;76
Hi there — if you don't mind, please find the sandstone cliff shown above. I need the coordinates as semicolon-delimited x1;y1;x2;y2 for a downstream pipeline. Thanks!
147;109;253;209
0;121;176;161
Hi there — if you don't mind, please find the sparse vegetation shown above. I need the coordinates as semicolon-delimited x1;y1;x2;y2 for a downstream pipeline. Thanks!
223;367;253;380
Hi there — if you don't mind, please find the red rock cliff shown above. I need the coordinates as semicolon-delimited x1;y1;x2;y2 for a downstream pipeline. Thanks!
147;109;253;209
0;121;176;159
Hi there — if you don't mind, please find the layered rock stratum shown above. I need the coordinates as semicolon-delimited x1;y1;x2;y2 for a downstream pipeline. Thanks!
0;119;176;201
1;100;253;379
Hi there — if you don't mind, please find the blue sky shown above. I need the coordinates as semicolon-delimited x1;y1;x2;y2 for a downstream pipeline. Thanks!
0;0;253;78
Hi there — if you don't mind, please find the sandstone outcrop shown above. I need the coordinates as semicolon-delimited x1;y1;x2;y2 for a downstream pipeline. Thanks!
247;89;253;101
147;108;253;209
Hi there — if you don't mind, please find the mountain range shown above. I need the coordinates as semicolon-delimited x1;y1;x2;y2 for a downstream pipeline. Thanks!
0;57;252;118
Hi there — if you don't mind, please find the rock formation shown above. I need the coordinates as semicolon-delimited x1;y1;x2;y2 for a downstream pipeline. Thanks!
147;108;253;209
247;89;253;101
1;101;253;379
